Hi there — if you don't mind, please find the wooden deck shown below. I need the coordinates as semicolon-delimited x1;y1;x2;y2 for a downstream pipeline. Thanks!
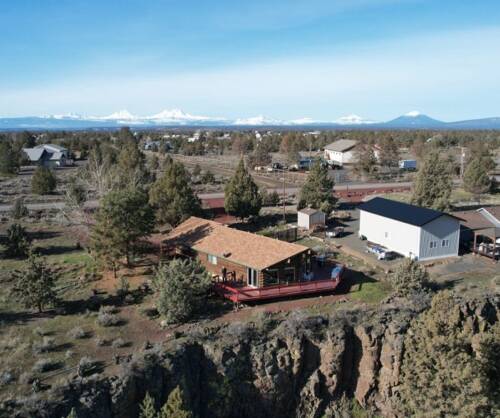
213;265;345;303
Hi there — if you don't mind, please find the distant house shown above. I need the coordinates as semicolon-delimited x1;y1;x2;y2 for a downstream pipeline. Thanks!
358;197;461;261
297;208;326;230
324;139;357;166
23;144;71;168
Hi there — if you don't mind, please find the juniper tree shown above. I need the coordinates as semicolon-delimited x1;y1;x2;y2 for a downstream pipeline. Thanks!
149;160;202;226
0;140;19;175
31;166;57;195
411;152;452;211
91;188;155;268
224;159;262;220
153;259;211;324
139;392;157;418
159;386;192;418
390;258;429;297
11;251;57;313
11;198;28;220
4;223;31;258
298;161;336;215
463;156;492;200
399;291;499;417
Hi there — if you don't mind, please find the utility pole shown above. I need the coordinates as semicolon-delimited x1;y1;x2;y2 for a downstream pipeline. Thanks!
282;168;287;222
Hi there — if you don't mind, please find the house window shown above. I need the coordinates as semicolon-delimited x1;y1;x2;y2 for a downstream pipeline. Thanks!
283;267;295;284
263;269;279;286
384;232;389;238
429;241;438;249
207;254;217;265
442;239;450;247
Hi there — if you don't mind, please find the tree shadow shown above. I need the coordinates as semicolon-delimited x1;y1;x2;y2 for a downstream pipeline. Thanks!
36;245;80;256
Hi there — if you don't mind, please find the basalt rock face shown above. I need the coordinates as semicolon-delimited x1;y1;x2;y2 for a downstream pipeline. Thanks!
3;296;499;418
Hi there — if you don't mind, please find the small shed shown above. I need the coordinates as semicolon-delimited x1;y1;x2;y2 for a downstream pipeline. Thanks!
298;208;326;230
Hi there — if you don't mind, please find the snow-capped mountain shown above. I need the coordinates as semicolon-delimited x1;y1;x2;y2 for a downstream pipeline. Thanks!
233;115;284;126
335;114;376;125
1;109;500;130
385;111;445;128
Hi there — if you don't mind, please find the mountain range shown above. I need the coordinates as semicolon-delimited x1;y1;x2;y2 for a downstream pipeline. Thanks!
1;109;499;130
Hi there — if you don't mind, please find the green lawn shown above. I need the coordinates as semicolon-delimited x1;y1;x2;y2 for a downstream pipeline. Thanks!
349;280;392;304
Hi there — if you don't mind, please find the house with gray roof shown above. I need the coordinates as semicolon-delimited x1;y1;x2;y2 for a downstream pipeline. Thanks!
324;139;357;166
23;144;71;168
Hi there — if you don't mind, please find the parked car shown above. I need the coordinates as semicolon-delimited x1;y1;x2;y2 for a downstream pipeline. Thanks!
326;227;344;238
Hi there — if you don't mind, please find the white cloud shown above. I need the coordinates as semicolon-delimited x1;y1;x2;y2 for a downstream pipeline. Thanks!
1;26;499;120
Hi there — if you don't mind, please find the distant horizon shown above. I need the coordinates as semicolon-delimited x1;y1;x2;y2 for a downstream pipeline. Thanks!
1;109;499;123
1;1;499;120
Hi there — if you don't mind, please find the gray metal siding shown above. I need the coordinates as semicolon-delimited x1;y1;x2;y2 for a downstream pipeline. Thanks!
418;216;460;260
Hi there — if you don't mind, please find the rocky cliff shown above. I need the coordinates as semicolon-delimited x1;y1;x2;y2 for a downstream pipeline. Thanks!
2;295;499;418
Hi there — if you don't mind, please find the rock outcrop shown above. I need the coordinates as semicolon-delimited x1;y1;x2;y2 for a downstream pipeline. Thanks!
2;295;499;418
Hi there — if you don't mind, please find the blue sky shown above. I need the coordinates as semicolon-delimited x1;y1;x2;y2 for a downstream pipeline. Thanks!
1;0;499;121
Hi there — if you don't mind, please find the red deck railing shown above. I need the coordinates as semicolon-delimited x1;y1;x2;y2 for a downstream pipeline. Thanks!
213;266;344;303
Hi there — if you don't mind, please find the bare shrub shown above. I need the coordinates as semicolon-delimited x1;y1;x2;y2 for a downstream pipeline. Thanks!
18;372;35;385
77;356;97;377
96;306;122;327
94;337;107;347
0;370;14;386
32;337;56;354
111;338;127;348
32;358;61;373
67;326;87;339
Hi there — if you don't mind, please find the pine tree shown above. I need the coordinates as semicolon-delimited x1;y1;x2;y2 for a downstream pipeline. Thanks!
153;259;211;325
158;386;192;418
149;161;202;226
116;141;150;189
246;144;271;168
11;251;57;313
411;152;452;211
298;161;336;215
0;141;20;175
31;166;57;195
139;392;157;418
4;223;31;258
224;159;262;220
463;156;492;200
91;188;155;268
353;143;377;179
378;137;400;173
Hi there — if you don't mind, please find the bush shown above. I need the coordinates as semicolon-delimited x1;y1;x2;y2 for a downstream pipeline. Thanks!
77;356;97;377
94;337;107;347
18;372;35;385
96;306;122;327
67;326;87;339
111;338;127;348
31;166;57;195
4;223;31;258
32;358;61;373
390;258;429;297
32;337;55;354
11;198;28;220
0;370;14;387
153;258;211;325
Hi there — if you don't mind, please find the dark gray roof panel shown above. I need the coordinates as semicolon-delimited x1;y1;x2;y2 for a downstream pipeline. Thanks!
359;197;451;227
